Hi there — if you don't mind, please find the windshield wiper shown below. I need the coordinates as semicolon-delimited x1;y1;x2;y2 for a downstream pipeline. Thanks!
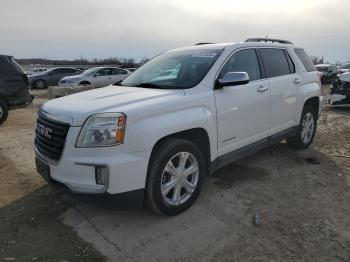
134;83;167;89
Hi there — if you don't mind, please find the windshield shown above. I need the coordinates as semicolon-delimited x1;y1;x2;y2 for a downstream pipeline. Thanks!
81;68;99;76
121;49;223;89
316;66;328;72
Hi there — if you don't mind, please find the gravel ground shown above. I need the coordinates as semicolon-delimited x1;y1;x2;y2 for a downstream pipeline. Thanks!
0;87;349;261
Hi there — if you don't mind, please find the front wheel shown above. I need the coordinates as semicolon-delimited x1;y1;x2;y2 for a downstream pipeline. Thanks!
287;105;317;149
0;99;9;125
146;138;206;216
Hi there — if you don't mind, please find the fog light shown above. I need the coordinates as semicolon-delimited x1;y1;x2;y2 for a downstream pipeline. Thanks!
95;166;109;185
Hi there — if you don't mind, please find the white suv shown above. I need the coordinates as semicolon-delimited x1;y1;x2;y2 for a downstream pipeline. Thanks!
34;38;321;215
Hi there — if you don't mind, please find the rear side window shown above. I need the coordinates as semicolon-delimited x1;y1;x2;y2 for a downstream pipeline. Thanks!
294;48;316;72
220;49;261;81
259;48;291;78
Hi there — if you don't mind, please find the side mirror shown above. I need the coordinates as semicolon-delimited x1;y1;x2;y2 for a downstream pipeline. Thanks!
215;72;249;89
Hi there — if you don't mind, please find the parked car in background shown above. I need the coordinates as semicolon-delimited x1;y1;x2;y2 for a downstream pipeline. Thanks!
28;68;47;75
0;55;33;124
339;63;350;74
125;67;137;72
58;67;130;88
329;73;350;107
35;38;321;215
315;64;338;84
29;67;82;89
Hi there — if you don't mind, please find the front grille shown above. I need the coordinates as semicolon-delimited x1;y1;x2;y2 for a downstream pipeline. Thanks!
35;115;70;161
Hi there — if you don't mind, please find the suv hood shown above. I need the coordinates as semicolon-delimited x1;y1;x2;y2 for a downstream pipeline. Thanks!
40;85;184;126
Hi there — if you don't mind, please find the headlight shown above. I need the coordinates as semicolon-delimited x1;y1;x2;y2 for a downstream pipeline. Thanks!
76;113;126;148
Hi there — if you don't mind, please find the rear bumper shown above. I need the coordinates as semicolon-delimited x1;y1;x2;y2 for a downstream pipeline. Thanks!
8;89;34;108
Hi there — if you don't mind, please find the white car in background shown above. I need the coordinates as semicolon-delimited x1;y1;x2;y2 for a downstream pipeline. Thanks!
58;67;130;88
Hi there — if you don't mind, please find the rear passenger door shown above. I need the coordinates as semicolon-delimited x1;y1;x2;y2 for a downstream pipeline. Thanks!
215;48;271;156
258;48;298;135
111;68;128;83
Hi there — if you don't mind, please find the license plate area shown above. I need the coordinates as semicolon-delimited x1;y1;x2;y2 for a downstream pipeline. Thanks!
35;157;51;182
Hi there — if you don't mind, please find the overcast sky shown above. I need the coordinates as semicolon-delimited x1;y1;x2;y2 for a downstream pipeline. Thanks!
1;0;349;62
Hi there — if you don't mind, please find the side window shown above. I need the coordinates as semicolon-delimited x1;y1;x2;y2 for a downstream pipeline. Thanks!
220;49;261;81
294;48;316;72
116;69;127;75
95;69;107;76
259;48;291;78
50;69;60;75
284;50;296;74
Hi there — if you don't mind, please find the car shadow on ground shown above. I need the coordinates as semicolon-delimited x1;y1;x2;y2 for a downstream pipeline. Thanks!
1;143;349;262
62;143;350;262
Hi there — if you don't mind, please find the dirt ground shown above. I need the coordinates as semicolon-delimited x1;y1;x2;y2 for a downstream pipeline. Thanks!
0;87;349;261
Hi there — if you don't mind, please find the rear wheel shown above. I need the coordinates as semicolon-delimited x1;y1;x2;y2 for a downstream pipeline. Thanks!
34;79;47;89
0;99;8;125
146;138;205;216
287;105;317;149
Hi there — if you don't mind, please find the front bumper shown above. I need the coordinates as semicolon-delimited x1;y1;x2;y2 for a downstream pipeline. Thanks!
328;90;350;106
35;126;151;207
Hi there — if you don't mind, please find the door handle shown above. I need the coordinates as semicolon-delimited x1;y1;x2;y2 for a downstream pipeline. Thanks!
294;78;301;84
257;86;269;93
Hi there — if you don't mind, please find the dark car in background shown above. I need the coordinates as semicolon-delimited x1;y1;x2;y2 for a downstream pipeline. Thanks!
0;55;33;124
29;67;82;89
329;73;350;107
315;64;338;84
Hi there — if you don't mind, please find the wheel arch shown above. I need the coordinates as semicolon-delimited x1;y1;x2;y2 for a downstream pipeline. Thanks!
0;94;8;105
79;81;91;85
304;96;320;119
148;128;211;175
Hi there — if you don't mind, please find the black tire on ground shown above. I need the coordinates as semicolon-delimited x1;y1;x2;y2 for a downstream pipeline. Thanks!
0;99;9;125
34;79;47;89
146;138;206;216
79;81;91;86
287;105;317;150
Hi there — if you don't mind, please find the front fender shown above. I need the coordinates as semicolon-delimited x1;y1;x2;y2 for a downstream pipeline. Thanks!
125;106;217;160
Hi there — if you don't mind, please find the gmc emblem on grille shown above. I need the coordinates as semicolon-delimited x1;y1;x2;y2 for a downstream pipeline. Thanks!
37;123;53;139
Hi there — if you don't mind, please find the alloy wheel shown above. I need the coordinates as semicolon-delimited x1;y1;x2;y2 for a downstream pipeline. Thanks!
301;112;315;144
161;152;199;206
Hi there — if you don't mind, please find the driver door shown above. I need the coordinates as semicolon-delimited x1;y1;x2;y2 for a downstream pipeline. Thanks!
214;48;271;156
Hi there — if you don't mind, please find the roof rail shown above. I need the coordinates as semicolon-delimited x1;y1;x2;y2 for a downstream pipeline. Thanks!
195;42;214;45
245;38;293;44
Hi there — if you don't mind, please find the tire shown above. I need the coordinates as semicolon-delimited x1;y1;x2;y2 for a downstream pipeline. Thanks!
0;99;8;125
287;105;317;150
79;81;91;86
34;79;47;89
146;138;206;216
